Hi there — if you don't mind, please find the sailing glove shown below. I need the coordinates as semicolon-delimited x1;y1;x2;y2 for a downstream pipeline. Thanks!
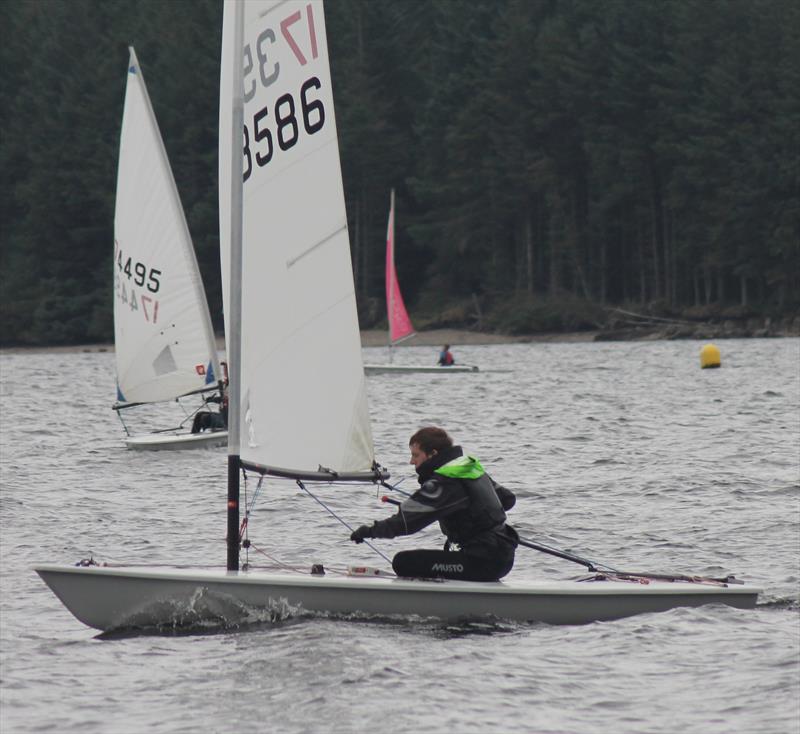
350;525;373;543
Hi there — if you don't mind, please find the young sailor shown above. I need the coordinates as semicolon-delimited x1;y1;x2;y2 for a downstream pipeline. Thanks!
350;426;518;581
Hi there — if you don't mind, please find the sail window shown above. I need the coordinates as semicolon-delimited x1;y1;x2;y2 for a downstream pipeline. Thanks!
153;345;178;376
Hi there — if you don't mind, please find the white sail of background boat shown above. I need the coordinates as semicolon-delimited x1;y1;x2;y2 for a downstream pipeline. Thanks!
35;2;758;631
363;189;477;375
112;47;227;450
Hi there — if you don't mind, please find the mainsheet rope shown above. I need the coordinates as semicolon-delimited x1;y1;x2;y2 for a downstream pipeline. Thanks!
250;474;742;586
295;479;393;565
379;476;412;497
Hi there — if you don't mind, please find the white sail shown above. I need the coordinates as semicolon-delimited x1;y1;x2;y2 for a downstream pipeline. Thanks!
220;0;374;475
114;47;220;406
219;19;233;361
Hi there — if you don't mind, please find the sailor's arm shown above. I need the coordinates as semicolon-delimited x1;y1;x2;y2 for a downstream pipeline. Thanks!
491;478;516;511
370;479;468;539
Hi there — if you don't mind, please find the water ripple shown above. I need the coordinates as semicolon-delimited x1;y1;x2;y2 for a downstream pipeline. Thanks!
1;339;799;734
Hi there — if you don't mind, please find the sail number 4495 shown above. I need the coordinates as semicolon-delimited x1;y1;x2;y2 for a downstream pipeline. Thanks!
116;248;161;293
114;242;161;324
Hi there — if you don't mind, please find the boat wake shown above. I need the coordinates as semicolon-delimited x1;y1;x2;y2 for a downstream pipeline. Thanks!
97;588;310;638
756;595;799;612
99;586;529;637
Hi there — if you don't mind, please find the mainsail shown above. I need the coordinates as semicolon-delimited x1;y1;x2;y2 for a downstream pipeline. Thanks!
385;189;415;345
220;0;376;477
114;48;220;405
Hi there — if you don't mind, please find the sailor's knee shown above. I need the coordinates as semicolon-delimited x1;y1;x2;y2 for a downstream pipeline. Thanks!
391;551;413;577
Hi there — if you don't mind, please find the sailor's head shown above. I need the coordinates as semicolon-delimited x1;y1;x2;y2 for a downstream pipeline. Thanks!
409;426;452;468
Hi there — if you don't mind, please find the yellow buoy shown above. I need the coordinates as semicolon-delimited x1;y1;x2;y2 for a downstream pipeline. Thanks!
700;343;721;369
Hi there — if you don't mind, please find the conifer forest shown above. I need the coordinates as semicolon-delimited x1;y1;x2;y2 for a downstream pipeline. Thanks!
1;0;798;346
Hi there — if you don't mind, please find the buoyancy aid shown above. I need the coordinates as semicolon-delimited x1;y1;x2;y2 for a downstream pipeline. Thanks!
370;446;516;550
433;455;509;545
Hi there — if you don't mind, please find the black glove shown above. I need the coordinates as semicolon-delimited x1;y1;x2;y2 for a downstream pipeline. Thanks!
350;525;373;544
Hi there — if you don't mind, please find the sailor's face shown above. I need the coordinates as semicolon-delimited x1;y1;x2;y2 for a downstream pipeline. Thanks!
409;443;434;468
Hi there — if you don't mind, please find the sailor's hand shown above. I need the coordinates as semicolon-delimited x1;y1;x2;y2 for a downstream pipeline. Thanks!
350;525;373;544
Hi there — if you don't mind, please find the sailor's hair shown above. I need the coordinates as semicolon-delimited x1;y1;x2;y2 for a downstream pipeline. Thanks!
409;426;453;454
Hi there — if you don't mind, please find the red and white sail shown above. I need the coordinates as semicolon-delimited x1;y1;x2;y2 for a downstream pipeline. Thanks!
385;189;415;345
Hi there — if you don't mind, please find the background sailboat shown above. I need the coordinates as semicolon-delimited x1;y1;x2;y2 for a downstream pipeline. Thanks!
34;2;758;632
112;47;226;450
363;189;478;374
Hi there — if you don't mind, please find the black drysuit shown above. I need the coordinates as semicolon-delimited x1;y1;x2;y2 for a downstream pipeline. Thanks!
368;446;518;581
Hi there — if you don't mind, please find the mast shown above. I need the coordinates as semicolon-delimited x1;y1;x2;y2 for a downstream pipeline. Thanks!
226;0;245;572
387;188;395;363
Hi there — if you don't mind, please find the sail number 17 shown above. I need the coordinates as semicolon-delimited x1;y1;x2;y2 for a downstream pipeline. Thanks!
241;4;325;182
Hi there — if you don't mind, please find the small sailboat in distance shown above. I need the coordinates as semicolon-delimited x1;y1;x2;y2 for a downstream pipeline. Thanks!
364;190;477;374
112;48;227;450
35;1;758;632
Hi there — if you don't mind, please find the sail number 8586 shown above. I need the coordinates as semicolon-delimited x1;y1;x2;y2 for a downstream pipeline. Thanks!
243;76;325;182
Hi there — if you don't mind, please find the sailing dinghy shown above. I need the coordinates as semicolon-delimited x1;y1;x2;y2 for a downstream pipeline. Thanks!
363;190;477;375
112;48;227;451
35;2;758;631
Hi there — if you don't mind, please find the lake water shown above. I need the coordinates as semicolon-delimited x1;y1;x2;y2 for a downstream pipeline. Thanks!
1;339;798;734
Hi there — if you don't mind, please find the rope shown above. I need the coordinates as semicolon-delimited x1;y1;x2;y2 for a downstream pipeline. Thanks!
379;475;413;497
238;470;251;566
247;473;266;518
295;479;393;564
115;409;132;436
178;392;221;428
246;543;352;576
240;471;265;551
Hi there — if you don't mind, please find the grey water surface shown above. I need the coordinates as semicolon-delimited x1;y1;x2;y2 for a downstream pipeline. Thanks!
1;339;798;734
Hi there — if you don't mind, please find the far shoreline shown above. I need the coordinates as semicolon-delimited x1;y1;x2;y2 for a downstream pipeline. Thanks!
1;326;798;355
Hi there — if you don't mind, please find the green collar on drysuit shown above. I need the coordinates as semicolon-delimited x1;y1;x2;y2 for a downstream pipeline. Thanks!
434;454;485;480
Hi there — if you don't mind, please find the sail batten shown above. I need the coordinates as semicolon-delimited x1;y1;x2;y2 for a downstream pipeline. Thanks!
114;47;220;407
286;223;348;268
220;0;378;479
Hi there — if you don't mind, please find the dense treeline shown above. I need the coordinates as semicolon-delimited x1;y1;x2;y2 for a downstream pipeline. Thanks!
1;0;798;346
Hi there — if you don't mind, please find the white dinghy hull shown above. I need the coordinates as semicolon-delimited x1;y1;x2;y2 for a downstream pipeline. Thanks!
35;564;759;632
364;364;479;375
124;431;228;451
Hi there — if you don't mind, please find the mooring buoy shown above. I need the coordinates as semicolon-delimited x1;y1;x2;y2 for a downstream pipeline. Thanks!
700;343;721;369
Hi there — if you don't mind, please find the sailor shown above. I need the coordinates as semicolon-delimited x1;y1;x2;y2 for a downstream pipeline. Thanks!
437;344;455;366
350;426;518;581
190;380;229;433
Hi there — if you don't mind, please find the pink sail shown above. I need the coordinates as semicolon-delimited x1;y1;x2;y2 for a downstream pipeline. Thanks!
385;189;415;344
